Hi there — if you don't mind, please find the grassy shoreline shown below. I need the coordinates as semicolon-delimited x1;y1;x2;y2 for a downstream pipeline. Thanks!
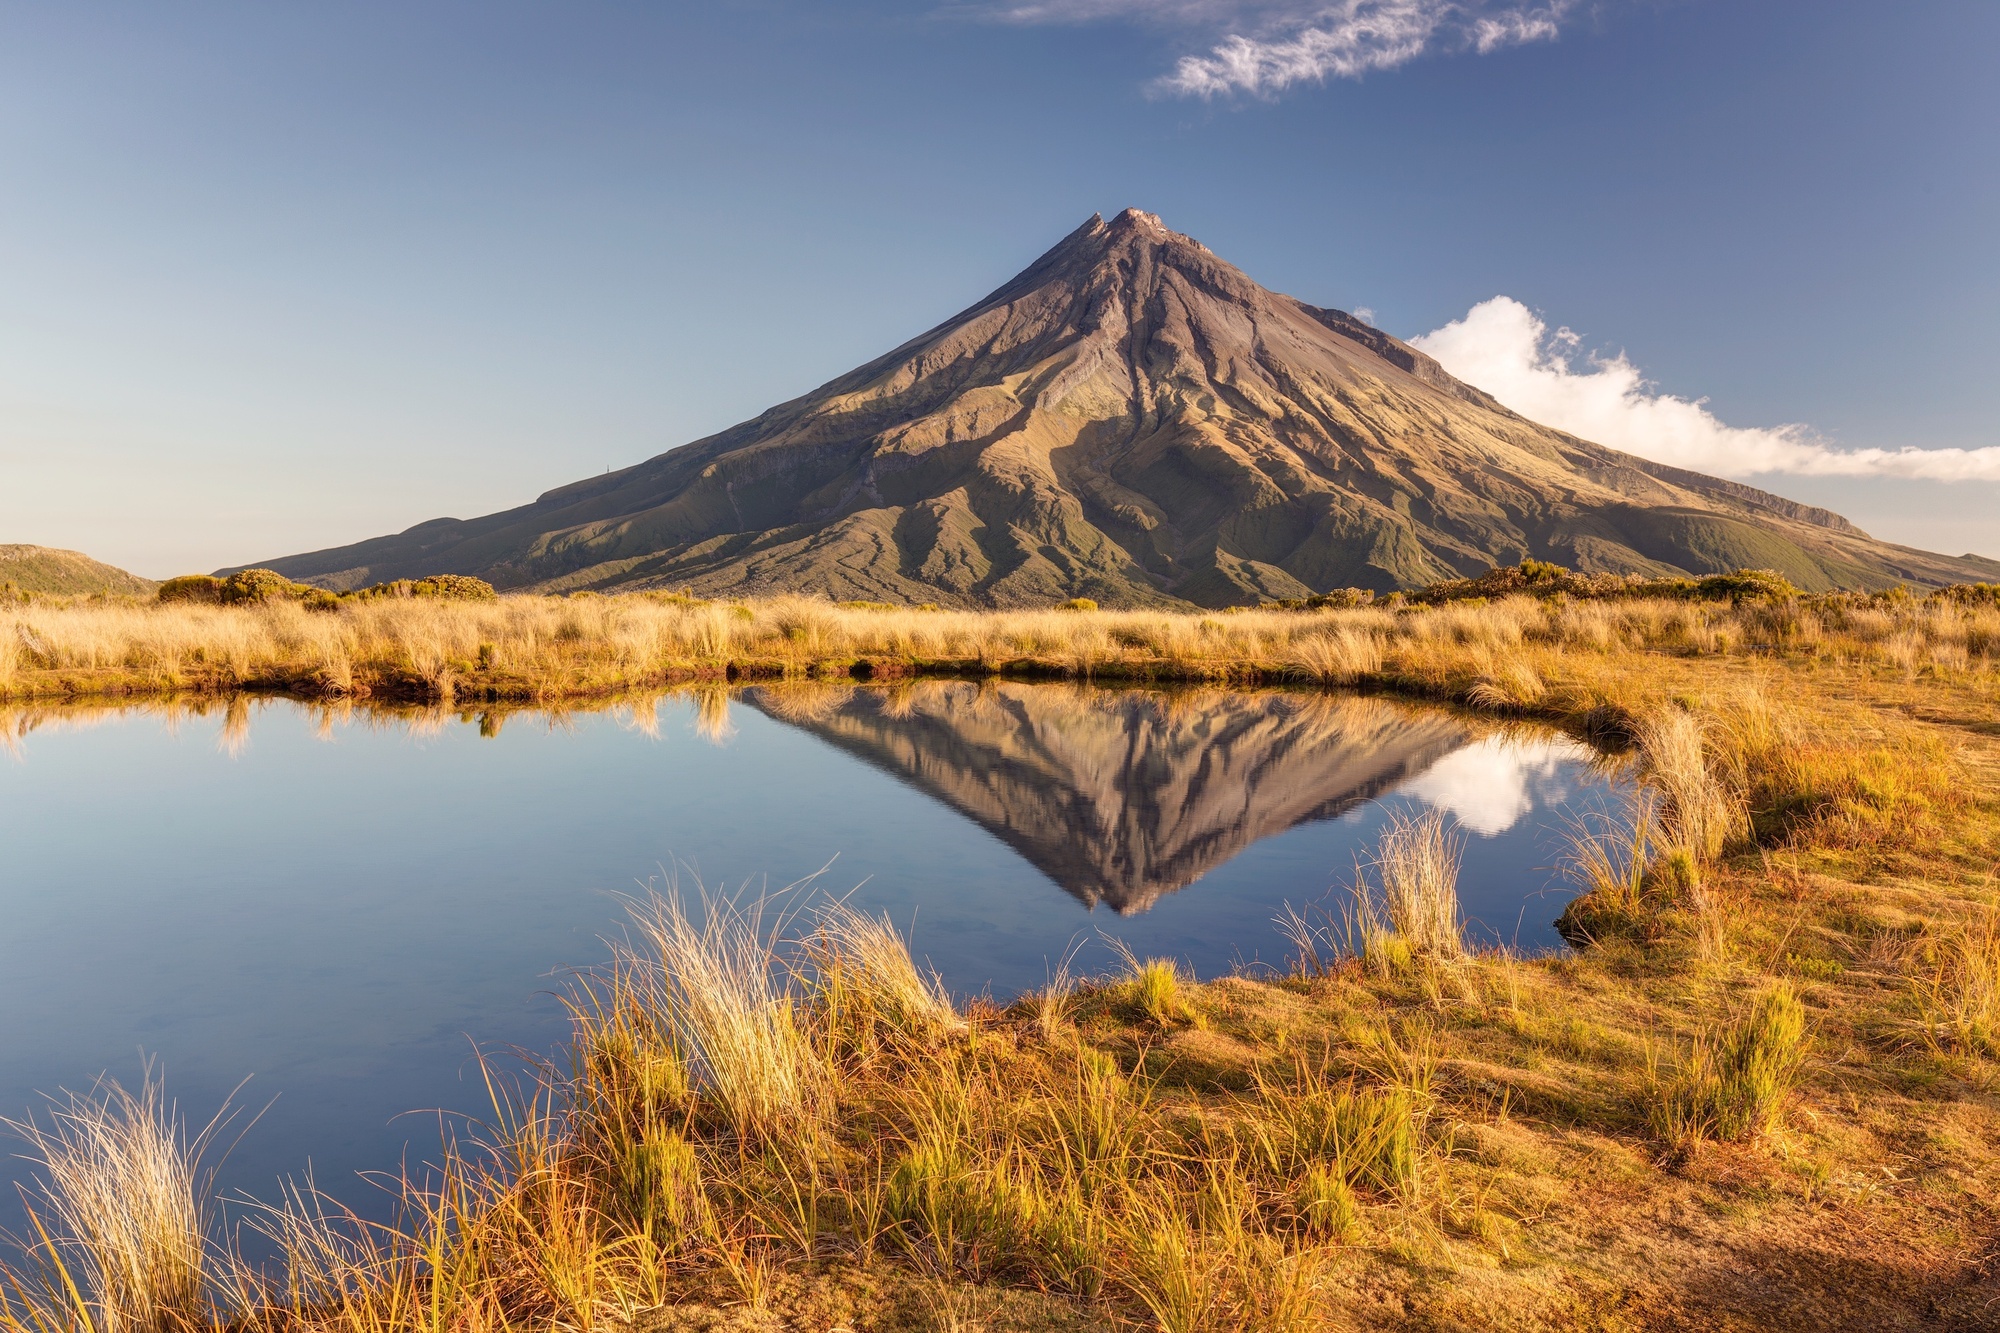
4;593;2000;1330
5;582;1995;714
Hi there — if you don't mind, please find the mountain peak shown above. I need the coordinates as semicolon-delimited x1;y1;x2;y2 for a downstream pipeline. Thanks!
247;217;2000;602
1109;206;1167;233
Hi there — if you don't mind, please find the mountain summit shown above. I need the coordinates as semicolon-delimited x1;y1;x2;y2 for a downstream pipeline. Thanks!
248;209;2000;602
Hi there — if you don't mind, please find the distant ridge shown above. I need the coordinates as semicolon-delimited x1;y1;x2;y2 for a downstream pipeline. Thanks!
0;545;157;596
245;210;2000;604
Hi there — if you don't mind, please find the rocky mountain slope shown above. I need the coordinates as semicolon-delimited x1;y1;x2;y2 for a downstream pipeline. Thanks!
1;545;157;596
244;210;2000;604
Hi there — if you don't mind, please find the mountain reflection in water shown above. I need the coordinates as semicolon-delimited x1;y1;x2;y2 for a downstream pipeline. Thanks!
0;686;1604;922
740;682;1570;914
0;685;1622;1243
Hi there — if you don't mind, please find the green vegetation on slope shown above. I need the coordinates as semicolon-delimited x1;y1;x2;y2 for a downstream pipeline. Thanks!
0;545;156;597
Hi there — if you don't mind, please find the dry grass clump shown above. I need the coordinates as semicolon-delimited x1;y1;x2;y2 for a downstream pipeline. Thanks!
1246;1055;1417;1203
1275;812;1468;981
1286;628;1379;685
1;1074;228;1333
1353;809;1465;966
618;890;824;1142
1649;982;1807;1152
1554;801;1660;942
1634;708;1742;864
1106;945;1197;1027
1910;907;2000;1058
809;900;965;1045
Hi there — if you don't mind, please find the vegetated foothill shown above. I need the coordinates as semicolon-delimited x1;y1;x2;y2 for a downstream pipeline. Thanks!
0;545;157;598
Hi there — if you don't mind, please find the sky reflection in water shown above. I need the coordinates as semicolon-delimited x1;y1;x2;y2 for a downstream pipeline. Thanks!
0;685;1629;1226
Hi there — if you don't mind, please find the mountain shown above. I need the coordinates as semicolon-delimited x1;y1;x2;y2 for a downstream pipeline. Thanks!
0;545;157;596
243;210;2000;604
742;682;1471;913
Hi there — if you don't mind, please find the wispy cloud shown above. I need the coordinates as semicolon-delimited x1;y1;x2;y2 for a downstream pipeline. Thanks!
1411;297;2000;482
985;0;1581;97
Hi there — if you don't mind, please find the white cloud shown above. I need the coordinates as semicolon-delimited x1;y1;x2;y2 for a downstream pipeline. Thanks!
990;0;1249;19
1399;735;1587;836
1167;1;1575;97
1410;297;2000;482
981;0;1583;97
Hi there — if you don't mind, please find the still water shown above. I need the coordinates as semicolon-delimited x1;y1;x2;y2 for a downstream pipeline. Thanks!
0;682;1628;1222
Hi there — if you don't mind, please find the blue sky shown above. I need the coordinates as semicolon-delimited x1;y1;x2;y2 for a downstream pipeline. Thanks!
2;0;1995;575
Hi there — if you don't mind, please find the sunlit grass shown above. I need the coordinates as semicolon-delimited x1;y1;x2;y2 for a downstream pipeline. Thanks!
0;1072;231;1333
4;580;1995;711
5;577;2000;1327
1648;983;1808;1152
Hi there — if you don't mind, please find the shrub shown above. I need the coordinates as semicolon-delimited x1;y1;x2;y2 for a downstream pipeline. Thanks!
411;574;497;601
1294;587;1374;611
347;575;497;602
219;568;306;605
1058;598;1098;612
1936;582;2000;608
1693;569;1799;603
156;575;224;605
1519;558;1565;584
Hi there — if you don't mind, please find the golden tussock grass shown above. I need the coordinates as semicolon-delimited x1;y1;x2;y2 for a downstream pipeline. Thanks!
1647;982;1808;1153
0;860;1489;1333
7;586;2000;1328
1909;906;2000;1058
1355;809;1466;965
0;1072;231;1333
5;585;1997;715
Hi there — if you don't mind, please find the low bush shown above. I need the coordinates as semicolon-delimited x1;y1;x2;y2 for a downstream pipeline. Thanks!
413;574;496;600
348;574;498;601
156;575;224;605
218;568;307;605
